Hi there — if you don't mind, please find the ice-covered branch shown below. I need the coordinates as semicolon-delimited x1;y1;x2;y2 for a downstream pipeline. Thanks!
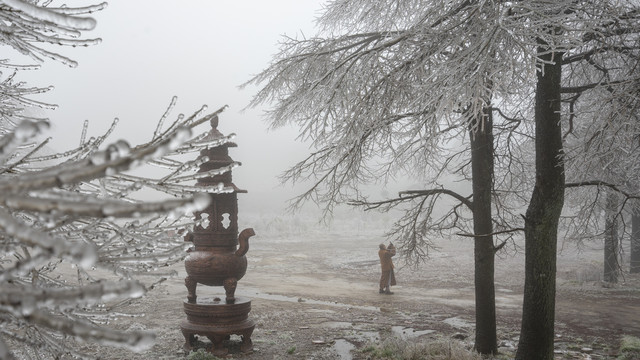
27;309;155;352
0;207;97;271
1;0;104;31
399;189;474;210
0;1;105;67
349;188;473;211
0;125;195;193
0;280;146;313
456;227;525;238
2;192;211;218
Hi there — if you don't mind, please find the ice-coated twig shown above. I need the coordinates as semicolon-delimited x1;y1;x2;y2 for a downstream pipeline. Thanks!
0;120;50;164
152;96;177;140
0;136;51;175
158;156;209;184
1;0;103;31
142;182;235;197
169;162;240;183
147;157;184;169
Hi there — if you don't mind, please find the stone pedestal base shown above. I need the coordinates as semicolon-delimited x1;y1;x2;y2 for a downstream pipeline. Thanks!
180;296;255;356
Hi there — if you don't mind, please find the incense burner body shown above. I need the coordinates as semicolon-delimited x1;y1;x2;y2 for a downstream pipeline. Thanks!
184;222;254;304
184;248;247;286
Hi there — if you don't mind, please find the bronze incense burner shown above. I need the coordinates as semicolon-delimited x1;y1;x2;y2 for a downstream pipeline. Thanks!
180;117;255;355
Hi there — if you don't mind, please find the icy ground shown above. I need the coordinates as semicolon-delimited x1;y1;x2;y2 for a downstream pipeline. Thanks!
74;214;640;359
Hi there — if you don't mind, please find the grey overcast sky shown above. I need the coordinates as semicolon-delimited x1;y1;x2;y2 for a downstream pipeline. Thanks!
19;1;326;214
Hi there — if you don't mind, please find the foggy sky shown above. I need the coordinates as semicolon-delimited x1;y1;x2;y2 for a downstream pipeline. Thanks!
15;1;327;215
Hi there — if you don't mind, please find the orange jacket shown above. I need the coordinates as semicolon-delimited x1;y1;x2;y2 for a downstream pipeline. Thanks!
378;244;396;271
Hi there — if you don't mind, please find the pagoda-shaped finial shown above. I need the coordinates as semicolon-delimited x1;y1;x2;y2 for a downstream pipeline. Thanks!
210;114;219;130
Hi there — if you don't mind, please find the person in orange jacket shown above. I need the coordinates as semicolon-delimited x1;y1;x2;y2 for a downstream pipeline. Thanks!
378;242;396;294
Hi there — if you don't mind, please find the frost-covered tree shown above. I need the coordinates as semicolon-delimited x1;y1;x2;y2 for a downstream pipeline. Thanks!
0;2;232;358
561;9;640;284
246;1;541;353
247;0;640;358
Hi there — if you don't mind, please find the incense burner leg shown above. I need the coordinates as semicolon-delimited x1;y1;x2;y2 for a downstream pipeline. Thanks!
185;276;197;303
224;277;237;304
181;329;196;352
240;328;254;353
207;335;228;356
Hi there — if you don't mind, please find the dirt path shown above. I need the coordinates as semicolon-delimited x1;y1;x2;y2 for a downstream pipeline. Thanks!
93;230;640;359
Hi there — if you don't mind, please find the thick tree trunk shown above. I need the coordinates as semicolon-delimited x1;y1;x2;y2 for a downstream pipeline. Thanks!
604;190;619;283
515;47;564;359
632;205;640;274
470;107;497;355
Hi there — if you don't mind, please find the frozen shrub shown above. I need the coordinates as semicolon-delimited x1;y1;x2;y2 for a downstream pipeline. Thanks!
361;337;487;360
618;335;640;360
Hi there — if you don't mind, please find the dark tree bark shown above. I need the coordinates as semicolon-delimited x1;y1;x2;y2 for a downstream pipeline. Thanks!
515;45;564;359
470;107;497;355
632;205;640;274
604;190;619;283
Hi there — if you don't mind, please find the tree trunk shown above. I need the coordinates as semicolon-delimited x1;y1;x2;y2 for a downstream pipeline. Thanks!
604;190;619;283
470;107;497;355
632;204;640;274
515;46;564;359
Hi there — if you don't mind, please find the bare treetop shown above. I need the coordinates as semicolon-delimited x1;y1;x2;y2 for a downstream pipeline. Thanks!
247;0;639;258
